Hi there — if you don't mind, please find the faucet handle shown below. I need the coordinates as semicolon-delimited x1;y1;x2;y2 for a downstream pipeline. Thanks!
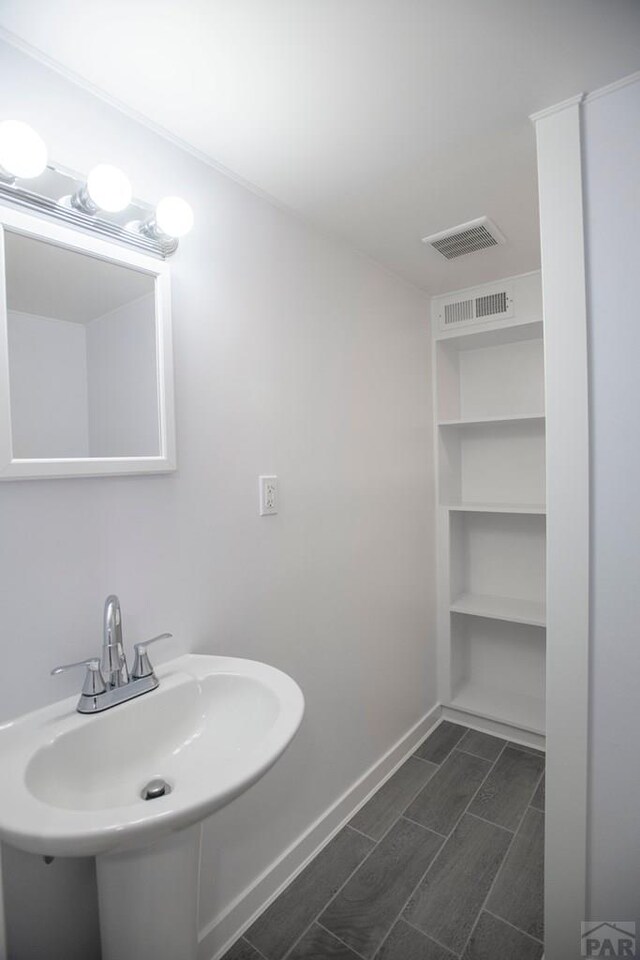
132;633;172;680
51;658;107;697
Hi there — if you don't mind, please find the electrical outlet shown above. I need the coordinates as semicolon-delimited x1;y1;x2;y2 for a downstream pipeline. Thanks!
259;475;278;516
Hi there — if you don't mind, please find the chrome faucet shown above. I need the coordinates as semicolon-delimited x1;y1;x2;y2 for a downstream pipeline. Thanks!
102;595;129;688
51;594;172;714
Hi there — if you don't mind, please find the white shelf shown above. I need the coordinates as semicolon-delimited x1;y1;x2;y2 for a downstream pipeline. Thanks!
445;502;546;515
436;319;544;348
451;592;546;627
449;680;546;735
438;414;545;428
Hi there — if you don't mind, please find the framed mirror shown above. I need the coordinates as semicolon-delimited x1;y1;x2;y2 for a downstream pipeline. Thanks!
0;205;175;479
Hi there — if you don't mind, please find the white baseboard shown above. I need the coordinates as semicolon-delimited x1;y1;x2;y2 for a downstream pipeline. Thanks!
197;703;443;960
440;705;546;752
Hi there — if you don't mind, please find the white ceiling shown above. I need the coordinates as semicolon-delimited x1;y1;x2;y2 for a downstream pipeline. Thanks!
1;0;639;294
5;231;153;322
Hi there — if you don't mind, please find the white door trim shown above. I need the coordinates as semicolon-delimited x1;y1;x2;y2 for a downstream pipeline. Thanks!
532;96;590;960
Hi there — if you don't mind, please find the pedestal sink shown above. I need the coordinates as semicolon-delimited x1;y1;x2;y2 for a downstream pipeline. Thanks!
0;654;304;960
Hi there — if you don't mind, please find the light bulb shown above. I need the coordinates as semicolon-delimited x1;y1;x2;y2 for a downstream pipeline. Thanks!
86;164;132;213
0;120;48;179
155;196;194;238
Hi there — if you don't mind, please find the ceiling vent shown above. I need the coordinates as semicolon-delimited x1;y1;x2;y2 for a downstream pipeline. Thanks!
437;283;514;332
422;217;506;260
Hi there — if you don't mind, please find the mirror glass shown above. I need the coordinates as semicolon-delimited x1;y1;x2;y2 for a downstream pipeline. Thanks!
5;231;160;459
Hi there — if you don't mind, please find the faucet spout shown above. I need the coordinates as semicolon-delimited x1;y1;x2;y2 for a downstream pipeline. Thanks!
52;595;167;714
102;594;129;688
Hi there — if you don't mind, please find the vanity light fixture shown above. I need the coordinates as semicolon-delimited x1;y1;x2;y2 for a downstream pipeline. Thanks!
0;121;190;257
0;120;48;183
70;163;133;215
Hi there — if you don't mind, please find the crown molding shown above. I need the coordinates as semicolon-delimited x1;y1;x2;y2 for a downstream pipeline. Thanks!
530;68;640;125
529;93;585;124
584;69;640;103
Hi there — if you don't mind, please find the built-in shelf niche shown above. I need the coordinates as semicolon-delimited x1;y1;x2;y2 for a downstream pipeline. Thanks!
450;511;546;627
433;273;546;740
439;418;546;509
436;320;544;422
450;613;546;734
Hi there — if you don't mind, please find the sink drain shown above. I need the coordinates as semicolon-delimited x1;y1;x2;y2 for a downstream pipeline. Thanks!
141;778;172;801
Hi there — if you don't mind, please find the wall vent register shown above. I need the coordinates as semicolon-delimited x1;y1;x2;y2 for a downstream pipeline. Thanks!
476;291;508;318
441;287;514;329
444;299;474;325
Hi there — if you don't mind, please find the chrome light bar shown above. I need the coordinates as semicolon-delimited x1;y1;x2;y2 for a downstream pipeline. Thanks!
0;163;178;258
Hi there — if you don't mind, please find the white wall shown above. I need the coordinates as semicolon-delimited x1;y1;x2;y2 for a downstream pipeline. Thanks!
0;42;435;958
583;75;640;918
86;293;159;457
7;310;90;457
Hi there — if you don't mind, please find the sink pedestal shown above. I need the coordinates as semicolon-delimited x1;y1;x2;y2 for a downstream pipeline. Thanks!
96;824;201;960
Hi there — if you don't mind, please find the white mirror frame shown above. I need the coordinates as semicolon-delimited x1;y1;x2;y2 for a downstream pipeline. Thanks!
0;205;176;480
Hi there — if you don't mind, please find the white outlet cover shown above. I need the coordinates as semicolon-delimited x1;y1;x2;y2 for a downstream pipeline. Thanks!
259;475;278;516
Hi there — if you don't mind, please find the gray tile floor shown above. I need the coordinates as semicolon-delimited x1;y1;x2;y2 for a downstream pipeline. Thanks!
224;721;545;960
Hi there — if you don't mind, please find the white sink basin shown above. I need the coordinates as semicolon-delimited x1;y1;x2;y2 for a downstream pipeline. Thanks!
0;654;304;858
